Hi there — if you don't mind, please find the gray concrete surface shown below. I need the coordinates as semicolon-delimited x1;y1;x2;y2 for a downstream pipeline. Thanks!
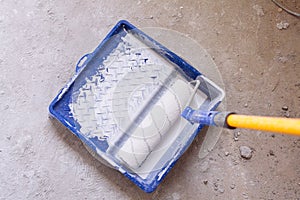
0;0;299;199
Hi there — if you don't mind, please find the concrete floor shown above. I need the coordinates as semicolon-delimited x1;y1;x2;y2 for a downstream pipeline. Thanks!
0;0;299;199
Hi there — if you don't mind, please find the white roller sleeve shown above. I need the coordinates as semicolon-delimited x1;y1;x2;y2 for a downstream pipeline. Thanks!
116;79;193;169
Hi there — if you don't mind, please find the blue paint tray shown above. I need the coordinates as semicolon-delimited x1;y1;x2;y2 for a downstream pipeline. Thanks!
49;20;224;193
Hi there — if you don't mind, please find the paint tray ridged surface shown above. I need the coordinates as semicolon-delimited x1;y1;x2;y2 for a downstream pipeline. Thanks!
49;20;224;192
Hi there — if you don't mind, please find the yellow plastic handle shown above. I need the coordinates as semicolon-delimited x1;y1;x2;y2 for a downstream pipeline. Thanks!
227;114;300;136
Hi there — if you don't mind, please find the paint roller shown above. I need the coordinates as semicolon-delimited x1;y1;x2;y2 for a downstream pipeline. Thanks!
114;76;300;171
115;78;195;169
